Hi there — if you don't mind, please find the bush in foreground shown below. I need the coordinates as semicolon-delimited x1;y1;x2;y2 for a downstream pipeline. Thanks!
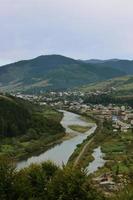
0;157;105;200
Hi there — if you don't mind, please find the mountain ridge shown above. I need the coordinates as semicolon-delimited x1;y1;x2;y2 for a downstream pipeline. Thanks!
0;54;132;93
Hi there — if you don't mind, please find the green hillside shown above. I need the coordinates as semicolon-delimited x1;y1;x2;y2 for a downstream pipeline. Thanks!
0;55;125;93
0;94;63;137
81;75;133;96
84;59;133;74
0;94;64;159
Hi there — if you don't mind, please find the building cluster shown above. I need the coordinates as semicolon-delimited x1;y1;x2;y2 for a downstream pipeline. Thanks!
14;91;133;133
93;172;128;195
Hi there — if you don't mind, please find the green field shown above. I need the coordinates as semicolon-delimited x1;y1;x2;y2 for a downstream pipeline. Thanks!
68;113;133;197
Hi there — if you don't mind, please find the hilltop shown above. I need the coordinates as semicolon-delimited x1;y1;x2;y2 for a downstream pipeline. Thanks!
0;55;126;93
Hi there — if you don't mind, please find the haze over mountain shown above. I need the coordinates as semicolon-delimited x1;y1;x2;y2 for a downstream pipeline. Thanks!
0;55;132;93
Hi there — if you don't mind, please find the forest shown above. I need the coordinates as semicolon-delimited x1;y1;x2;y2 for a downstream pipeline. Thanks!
83;94;133;107
0;94;64;160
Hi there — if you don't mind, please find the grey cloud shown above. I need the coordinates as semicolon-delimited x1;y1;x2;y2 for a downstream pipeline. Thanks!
0;0;133;65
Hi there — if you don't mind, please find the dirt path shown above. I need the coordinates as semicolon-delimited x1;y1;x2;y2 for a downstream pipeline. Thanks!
73;138;93;167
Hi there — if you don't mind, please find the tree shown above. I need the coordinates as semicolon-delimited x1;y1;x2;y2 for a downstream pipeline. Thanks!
47;167;104;200
0;157;15;200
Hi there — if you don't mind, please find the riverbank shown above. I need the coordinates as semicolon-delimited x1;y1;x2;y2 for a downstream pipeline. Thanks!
68;134;93;168
68;113;102;169
68;112;108;174
0;109;65;161
16;110;96;170
69;112;133;196
86;146;106;175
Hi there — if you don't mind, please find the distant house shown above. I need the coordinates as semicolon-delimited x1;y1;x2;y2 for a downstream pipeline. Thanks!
127;114;133;120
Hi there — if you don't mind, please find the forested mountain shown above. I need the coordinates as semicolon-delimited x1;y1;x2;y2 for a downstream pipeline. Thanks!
0;55;126;93
84;59;133;74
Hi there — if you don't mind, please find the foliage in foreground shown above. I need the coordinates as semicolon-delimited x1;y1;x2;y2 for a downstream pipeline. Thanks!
0;158;133;200
0;157;105;200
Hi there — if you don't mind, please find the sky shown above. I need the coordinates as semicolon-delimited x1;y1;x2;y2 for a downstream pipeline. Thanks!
0;0;133;65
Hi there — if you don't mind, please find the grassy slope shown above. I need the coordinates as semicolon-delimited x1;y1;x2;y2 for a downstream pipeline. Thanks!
81;75;133;96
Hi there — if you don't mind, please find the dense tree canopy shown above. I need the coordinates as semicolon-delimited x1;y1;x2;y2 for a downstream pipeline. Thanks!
0;157;105;200
0;95;64;137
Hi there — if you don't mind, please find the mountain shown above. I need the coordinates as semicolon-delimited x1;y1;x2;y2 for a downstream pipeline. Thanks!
83;59;133;74
84;59;120;64
0;55;125;93
83;59;107;64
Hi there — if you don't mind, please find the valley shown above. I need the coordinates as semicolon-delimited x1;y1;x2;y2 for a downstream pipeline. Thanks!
1;0;133;198
0;91;133;199
0;55;133;199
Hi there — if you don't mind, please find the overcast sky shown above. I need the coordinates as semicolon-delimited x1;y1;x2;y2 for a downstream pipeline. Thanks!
0;0;133;65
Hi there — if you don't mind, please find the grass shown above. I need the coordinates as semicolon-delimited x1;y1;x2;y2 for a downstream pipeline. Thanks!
90;128;133;180
0;132;65;161
102;142;126;154
68;114;101;169
80;115;95;123
69;113;133;183
69;125;90;133
67;112;133;197
68;134;95;168
81;75;133;93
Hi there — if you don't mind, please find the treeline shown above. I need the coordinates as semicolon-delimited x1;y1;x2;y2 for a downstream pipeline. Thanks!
83;94;133;107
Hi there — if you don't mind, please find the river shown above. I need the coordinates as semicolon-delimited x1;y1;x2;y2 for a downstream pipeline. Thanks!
86;146;106;175
17;110;96;170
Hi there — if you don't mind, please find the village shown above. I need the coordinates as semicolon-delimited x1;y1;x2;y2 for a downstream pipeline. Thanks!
14;90;133;133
